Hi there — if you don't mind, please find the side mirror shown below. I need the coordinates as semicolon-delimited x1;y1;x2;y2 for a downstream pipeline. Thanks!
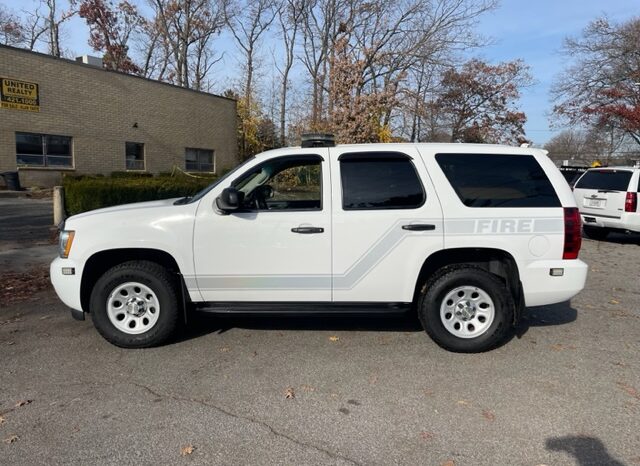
216;187;244;213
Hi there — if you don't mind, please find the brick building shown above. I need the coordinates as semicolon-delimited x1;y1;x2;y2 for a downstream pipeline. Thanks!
0;45;238;187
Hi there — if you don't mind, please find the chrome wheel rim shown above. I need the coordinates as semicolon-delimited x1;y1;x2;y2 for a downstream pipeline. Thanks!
440;286;495;339
106;282;160;335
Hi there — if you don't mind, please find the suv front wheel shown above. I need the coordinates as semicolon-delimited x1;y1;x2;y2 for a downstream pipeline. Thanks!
418;265;514;353
89;261;180;348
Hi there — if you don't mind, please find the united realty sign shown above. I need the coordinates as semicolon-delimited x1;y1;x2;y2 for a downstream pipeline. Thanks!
1;77;40;112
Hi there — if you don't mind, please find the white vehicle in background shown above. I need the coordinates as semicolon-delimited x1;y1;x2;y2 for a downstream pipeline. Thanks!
50;135;588;353
572;166;640;240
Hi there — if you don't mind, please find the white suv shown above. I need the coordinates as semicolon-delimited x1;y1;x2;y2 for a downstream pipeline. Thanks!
51;137;588;352
572;166;640;240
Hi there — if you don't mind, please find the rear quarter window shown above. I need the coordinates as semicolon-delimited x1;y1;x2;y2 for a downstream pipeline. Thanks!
435;153;561;208
575;170;633;192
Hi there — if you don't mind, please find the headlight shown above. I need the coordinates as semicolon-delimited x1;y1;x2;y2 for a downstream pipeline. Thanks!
59;230;75;258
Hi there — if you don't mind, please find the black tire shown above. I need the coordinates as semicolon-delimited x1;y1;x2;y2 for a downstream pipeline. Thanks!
583;225;609;241
90;260;180;348
417;265;514;353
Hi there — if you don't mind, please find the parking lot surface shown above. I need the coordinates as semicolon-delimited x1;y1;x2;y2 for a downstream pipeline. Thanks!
1;232;639;465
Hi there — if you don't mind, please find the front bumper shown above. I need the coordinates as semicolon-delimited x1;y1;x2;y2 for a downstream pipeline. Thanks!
50;257;83;312
521;259;588;307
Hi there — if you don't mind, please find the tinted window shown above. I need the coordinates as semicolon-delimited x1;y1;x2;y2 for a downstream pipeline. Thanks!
16;132;72;167
436;153;560;208
125;142;144;170
575;170;633;192
340;153;425;210
186;148;214;172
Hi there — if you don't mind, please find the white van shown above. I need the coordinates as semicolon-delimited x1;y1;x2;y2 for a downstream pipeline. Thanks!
572;167;640;239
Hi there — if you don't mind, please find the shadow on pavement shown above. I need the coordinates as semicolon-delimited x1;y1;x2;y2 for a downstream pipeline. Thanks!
590;231;640;246
546;435;625;466
175;300;578;345
176;311;424;343
513;301;578;340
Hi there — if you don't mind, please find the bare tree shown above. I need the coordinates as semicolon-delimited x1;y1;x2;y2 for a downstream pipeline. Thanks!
226;0;277;110
44;0;76;57
22;3;50;50
150;0;227;88
276;0;305;145
552;16;640;146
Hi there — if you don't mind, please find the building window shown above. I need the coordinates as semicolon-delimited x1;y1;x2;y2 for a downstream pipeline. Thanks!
16;132;72;168
186;148;214;172
125;142;145;170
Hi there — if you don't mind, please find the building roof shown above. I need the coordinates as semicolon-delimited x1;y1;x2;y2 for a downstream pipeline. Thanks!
0;44;235;103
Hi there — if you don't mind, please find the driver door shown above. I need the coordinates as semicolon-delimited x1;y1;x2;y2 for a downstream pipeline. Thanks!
192;151;332;302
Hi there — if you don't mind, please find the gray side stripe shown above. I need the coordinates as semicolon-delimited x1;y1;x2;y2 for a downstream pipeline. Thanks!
189;216;564;292
193;218;439;291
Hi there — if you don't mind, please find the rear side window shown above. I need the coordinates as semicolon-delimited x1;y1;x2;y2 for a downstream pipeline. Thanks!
340;152;425;210
435;153;560;208
575;170;633;192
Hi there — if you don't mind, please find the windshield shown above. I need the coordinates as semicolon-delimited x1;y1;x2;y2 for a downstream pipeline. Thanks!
575;170;632;191
179;157;255;204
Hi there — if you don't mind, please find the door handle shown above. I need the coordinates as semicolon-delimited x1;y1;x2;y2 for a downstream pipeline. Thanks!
402;224;436;231
291;226;324;234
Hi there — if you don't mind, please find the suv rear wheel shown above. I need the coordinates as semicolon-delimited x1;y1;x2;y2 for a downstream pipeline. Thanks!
418;265;514;353
89;260;180;348
583;225;610;241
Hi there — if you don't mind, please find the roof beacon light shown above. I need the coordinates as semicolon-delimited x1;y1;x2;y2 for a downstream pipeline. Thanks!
301;133;336;148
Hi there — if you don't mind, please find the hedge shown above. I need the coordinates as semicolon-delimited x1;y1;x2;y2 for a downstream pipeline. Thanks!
63;174;215;215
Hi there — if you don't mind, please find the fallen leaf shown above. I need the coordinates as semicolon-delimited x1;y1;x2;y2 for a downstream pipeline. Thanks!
420;431;435;440
180;444;195;456
610;299;620;305
284;387;295;399
441;461;455;466
482;409;495;421
6;341;15;346
329;336;339;342
3;435;18;444
457;400;470;406
617;381;640;400
15;400;32;408
218;347;230;353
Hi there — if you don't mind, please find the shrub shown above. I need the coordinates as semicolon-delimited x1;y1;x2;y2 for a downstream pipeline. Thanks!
63;174;215;215
110;171;154;178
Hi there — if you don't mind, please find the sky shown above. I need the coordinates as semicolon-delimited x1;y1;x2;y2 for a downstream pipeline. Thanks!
3;0;639;145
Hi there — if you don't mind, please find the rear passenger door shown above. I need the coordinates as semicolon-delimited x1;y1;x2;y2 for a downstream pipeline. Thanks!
330;147;444;303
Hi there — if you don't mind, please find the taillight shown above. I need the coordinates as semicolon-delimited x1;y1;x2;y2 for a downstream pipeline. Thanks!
563;207;582;260
625;192;637;212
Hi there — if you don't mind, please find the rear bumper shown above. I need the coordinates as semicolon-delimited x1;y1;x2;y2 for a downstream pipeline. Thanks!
521;259;588;307
580;212;640;232
50;257;83;313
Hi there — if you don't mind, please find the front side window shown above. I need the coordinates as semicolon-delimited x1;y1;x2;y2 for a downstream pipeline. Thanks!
436;153;561;208
125;142;145;170
16;132;72;167
575;170;633;192
186;148;214;172
233;155;322;211
340;152;425;210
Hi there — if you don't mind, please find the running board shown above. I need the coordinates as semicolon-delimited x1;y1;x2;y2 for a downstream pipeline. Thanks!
194;302;412;314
